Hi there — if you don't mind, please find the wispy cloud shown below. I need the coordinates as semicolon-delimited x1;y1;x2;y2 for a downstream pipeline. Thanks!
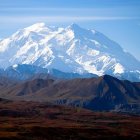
1;7;140;26
1;7;140;17
0;16;140;24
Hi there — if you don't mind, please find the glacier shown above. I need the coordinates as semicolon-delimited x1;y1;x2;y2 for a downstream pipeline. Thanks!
0;23;140;81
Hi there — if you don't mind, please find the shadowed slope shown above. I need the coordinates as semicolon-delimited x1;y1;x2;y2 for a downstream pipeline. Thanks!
0;75;140;112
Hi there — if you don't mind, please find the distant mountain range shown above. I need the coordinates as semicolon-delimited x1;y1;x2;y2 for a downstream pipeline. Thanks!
0;23;140;113
0;64;97;81
0;23;140;81
0;74;140;113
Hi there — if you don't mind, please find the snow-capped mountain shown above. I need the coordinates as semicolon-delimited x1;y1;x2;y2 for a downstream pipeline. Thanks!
0;23;140;80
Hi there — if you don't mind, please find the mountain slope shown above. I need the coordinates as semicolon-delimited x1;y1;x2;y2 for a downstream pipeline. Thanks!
0;23;140;80
0;75;140;112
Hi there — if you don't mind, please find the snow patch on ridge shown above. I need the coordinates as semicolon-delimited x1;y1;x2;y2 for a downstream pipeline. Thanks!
114;63;125;74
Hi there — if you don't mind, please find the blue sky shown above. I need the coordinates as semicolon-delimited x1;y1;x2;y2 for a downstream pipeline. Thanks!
0;0;140;60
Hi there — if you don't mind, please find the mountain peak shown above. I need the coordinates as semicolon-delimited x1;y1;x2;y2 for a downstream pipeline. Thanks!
68;23;81;30
24;22;46;31
101;75;117;81
70;23;79;27
0;23;140;81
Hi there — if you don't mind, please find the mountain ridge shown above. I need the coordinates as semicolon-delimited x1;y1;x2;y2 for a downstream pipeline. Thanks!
0;23;140;81
0;74;140;113
0;64;97;81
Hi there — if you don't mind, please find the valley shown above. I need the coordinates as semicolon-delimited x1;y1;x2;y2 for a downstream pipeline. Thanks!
0;98;140;140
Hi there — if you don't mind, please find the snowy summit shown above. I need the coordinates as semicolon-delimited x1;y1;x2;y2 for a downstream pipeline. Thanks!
0;23;140;79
